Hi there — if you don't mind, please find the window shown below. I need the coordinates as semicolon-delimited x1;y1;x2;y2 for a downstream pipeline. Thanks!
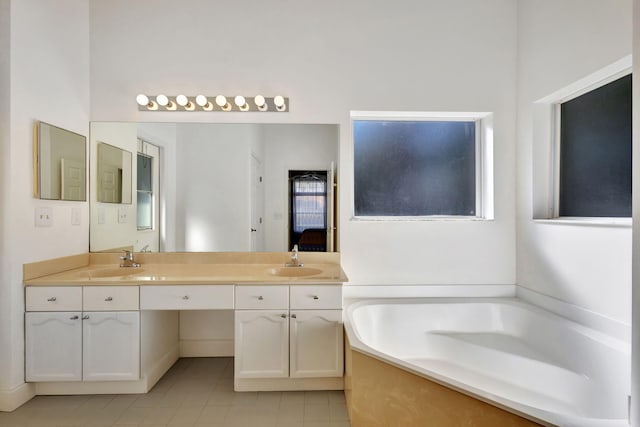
136;153;153;230
352;112;492;219
557;74;632;218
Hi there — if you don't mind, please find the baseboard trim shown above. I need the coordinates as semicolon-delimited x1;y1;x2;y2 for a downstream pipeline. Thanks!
144;344;180;390
0;382;36;412
180;339;233;357
235;377;344;392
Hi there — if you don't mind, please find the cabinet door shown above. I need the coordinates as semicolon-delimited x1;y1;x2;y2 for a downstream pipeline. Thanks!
82;311;140;381
26;312;82;382
235;310;288;379
290;310;343;378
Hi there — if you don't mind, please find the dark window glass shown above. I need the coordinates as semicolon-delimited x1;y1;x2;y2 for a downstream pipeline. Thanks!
137;154;152;191
353;120;476;216
559;74;632;217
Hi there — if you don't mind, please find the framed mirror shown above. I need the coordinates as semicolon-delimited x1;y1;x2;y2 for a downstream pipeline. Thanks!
34;121;87;201
97;142;132;204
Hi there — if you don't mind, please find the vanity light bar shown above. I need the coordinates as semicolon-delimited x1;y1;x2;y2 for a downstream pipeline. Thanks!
136;94;289;112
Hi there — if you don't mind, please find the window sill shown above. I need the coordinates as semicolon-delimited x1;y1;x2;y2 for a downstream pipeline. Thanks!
351;216;494;222
532;217;631;228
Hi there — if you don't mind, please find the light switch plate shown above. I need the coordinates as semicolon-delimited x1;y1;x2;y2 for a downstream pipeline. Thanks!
118;207;128;224
71;208;81;226
35;207;53;227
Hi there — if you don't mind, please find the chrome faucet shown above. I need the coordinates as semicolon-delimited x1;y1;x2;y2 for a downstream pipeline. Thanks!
120;250;141;268
286;244;303;267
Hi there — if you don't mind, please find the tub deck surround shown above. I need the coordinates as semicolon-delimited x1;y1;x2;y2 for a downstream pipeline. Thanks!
344;298;631;427
23;252;348;285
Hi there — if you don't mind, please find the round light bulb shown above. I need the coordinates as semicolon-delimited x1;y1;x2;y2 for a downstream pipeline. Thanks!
274;95;285;107
215;95;228;107
234;95;246;107
195;95;208;107
176;94;189;107
156;94;169;107
136;94;149;106
254;95;266;107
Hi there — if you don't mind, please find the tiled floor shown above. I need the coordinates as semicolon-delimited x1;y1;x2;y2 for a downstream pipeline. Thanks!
0;358;351;427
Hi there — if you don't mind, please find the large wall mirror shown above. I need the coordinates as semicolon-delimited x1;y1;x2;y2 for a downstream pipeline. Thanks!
89;122;339;253
34;121;87;201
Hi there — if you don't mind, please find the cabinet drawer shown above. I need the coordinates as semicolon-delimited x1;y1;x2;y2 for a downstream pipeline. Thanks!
290;285;342;310
140;285;234;310
83;286;139;311
235;286;288;310
26;287;82;311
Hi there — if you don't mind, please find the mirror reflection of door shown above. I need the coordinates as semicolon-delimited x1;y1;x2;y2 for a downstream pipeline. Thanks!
60;158;86;201
250;154;265;252
288;170;328;252
100;165;121;203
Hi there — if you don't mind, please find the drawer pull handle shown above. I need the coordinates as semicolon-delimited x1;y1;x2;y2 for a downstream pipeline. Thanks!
312;295;319;300
182;295;190;300
280;314;287;318
47;297;57;302
82;315;90;320
104;297;113;302
70;315;79;320
258;296;264;300
291;314;297;319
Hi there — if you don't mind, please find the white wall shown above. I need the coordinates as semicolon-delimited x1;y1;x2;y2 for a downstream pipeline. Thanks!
262;124;339;252
0;0;89;409
516;0;633;324
90;0;518;286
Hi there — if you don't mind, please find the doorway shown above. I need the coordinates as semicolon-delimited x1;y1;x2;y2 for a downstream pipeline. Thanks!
288;171;328;251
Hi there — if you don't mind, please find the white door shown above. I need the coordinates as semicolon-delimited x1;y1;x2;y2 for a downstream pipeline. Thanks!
99;164;120;203
289;310;343;378
25;312;82;382
235;310;289;378
250;154;264;251
82;311;140;381
60;158;85;201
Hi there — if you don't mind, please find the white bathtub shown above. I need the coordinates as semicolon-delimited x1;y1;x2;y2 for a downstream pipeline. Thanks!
344;298;630;427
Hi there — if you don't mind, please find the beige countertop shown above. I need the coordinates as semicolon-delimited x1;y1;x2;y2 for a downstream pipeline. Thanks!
24;263;347;286
23;253;348;286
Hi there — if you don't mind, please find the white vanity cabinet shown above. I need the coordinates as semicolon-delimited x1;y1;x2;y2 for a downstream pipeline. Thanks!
234;284;343;390
25;286;140;382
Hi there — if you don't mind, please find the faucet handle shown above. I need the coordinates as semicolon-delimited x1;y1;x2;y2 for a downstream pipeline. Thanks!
120;250;132;261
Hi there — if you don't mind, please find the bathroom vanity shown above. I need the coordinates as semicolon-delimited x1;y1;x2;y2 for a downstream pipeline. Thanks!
22;252;347;395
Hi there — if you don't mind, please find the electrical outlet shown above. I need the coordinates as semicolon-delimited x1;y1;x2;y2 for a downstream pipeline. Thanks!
71;208;81;226
118;207;128;224
35;207;53;227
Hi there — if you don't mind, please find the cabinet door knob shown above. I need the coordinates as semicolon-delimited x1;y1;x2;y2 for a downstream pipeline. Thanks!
70;315;79;320
291;314;297;319
104;296;113;302
182;295;190;300
82;315;90;320
258;296;264;300
312;295;319;300
280;314;287;318
47;297;57;302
